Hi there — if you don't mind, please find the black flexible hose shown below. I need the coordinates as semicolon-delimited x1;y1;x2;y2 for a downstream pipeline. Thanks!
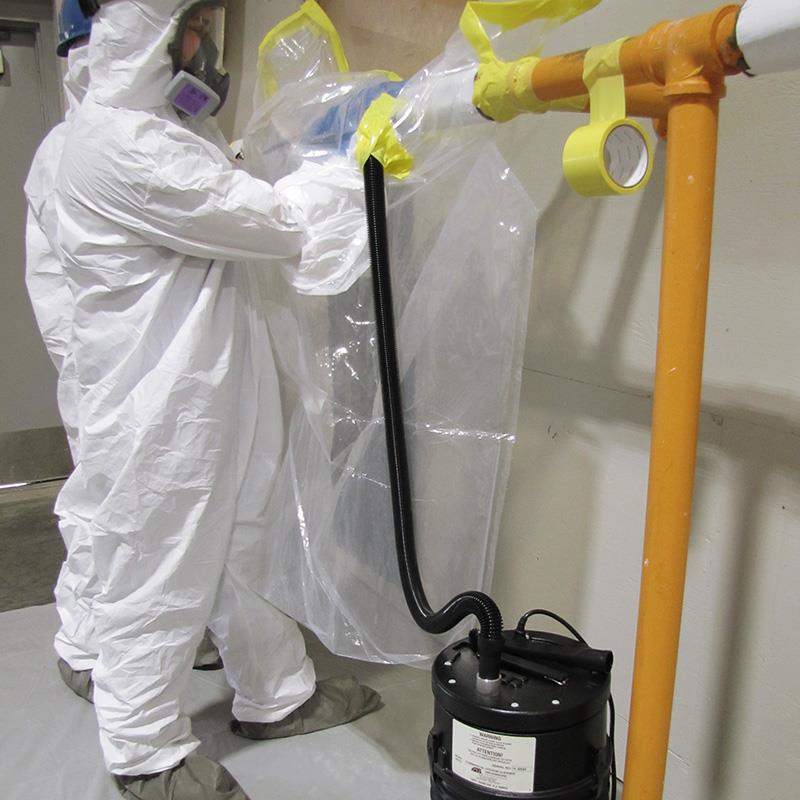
363;156;504;677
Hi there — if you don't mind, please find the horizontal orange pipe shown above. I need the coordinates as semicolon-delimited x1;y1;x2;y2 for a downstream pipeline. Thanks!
530;5;742;102
560;84;670;119
624;84;669;120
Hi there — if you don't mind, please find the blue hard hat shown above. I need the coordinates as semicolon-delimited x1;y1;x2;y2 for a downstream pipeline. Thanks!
57;0;93;58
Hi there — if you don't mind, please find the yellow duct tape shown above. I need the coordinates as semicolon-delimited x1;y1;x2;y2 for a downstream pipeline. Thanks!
473;54;588;122
461;0;603;60
462;0;597;122
257;0;350;99
355;94;415;180
562;38;654;196
355;0;604;174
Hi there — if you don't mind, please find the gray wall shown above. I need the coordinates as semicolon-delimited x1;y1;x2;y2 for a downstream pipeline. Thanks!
0;0;63;440
491;3;800;799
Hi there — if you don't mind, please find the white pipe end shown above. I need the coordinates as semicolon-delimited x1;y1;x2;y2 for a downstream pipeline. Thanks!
736;0;800;75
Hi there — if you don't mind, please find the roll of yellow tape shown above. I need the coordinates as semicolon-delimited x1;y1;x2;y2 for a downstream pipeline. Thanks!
562;38;653;197
563;117;653;196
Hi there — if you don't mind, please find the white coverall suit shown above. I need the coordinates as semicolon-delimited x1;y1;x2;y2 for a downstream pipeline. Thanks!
24;44;100;672
49;0;367;775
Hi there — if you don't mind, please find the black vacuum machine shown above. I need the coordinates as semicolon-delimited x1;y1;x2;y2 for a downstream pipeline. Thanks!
428;623;613;800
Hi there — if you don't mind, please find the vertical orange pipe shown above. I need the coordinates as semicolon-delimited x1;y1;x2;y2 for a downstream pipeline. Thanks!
622;93;721;799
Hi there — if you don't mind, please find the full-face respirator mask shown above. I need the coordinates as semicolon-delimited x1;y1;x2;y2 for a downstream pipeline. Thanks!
166;2;229;121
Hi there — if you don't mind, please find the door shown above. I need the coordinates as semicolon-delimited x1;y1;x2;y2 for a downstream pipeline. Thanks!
0;19;70;484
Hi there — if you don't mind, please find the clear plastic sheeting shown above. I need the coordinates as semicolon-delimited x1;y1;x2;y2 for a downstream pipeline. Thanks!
243;5;541;664
254;0;350;103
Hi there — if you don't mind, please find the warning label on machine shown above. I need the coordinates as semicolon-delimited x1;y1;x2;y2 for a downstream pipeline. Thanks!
451;720;536;794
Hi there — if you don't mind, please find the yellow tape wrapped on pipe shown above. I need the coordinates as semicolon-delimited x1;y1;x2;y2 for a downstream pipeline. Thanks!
562;38;654;196
354;0;602;175
462;0;600;122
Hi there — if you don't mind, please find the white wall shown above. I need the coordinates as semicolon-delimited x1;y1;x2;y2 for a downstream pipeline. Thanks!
227;2;800;798
490;3;800;799
0;0;65;436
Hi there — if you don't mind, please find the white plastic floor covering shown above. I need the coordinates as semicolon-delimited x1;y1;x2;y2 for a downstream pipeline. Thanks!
0;604;432;800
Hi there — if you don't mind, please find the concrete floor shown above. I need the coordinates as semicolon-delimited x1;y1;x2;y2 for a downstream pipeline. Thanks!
0;603;433;800
0;481;622;799
0;480;435;799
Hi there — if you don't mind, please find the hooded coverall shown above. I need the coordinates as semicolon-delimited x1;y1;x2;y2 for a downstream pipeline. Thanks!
50;0;346;775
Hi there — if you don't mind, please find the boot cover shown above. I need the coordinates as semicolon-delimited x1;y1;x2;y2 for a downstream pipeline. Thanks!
230;675;381;740
57;657;94;704
114;754;251;800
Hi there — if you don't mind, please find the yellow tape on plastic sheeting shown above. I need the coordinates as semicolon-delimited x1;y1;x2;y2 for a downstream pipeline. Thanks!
463;0;599;122
461;0;603;60
355;94;414;180
473;55;543;122
562;38;654;196
257;0;350;99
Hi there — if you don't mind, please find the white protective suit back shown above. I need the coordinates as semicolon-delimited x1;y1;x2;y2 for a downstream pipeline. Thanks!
25;42;99;677
241;3;551;664
25;43;91;456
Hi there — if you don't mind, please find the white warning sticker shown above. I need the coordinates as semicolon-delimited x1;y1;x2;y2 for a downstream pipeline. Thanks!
451;719;536;794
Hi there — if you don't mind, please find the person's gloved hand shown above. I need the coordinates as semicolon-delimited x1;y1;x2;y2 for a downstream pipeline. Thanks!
303;80;405;153
275;157;371;296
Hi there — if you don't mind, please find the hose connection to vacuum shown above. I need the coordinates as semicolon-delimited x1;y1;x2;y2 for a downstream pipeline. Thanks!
363;155;504;680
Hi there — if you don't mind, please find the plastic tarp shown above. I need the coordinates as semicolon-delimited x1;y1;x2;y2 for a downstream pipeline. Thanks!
242;3;549;663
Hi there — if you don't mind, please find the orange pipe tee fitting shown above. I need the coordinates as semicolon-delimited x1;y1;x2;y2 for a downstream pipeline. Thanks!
529;5;742;118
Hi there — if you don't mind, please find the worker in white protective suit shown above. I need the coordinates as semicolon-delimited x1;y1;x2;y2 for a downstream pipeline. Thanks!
52;1;380;797
24;0;99;703
25;0;223;707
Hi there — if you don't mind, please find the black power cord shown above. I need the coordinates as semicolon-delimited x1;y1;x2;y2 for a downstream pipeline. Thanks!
517;610;618;800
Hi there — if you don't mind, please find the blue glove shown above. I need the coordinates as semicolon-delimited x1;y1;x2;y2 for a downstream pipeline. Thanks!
303;79;406;154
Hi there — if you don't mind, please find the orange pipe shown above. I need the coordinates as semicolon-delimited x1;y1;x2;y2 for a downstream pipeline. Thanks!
623;91;722;800
553;84;669;120
521;6;745;799
620;10;737;799
623;84;669;121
